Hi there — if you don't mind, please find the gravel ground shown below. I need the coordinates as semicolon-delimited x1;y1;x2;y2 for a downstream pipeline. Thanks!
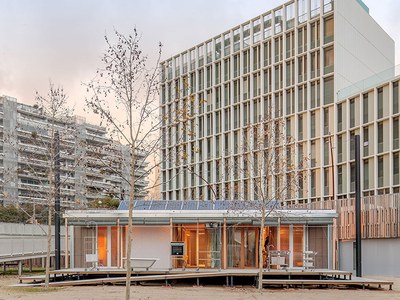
0;275;399;300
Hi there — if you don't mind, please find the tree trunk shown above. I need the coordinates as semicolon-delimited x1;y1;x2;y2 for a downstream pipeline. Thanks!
125;142;135;300
258;206;265;290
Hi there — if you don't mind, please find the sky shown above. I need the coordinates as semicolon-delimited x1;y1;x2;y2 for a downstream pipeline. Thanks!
0;0;400;121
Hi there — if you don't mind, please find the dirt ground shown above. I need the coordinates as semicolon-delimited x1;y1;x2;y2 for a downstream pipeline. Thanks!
0;275;400;300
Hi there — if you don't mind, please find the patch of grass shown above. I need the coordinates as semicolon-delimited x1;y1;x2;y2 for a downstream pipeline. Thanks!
1;267;46;276
12;286;62;293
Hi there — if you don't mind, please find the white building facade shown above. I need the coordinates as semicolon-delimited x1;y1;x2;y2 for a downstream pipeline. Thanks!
0;96;148;207
160;0;396;203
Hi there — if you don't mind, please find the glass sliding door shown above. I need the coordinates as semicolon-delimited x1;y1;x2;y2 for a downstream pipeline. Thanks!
97;226;119;268
173;224;221;269
228;226;259;268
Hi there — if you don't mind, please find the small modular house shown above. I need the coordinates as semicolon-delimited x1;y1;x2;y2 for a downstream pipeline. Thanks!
64;200;337;270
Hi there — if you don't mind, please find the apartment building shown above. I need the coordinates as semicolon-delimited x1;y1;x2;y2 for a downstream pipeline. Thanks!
0;95;148;207
160;0;395;203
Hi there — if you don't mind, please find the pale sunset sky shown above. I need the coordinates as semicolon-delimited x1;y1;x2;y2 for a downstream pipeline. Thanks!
0;0;399;121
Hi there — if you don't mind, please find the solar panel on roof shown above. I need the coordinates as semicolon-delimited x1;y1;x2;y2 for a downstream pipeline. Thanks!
198;201;213;210
134;200;151;210
166;200;183;210
150;201;167;210
214;201;230;210
182;201;198;210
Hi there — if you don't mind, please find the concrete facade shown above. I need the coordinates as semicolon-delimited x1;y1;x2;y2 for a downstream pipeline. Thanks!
0;96;149;207
159;0;396;203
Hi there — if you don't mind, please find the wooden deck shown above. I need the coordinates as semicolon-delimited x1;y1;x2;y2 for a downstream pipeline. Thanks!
15;268;393;290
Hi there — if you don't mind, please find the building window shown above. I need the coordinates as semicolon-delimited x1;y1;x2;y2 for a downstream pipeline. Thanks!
323;0;334;13
311;170;316;197
310;112;316;138
310;20;320;49
243;23;250;48
233;54;240;78
324;76;334;104
215;37;221;60
363;160;369;190
233;28;240;52
310;50;320;78
324;16;334;44
378;87;383;119
363;127;369;157
394;81;399;114
311;80;320;108
349;98;355;128
275;36;283;63
253;19;261;44
253;45;260;71
324;108;329;135
378;156;384;187
337;134;343;163
263;13;272;39
363;93;369;124
337;103;343;131
311;0;321;18
394;152;400;186
324;138;330;166
378;122;384;153
298;55;307;82
298;0;307;23
337;165;343;194
274;8;283;34
286;32;295;59
394;118;399;150
324;46;334;74
298;26;307;54
298;114;303;140
224;33;231;56
243;50;250;74
263;40;272;67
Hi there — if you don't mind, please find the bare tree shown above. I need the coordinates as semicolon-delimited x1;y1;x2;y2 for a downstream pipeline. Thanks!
226;111;306;289
34;83;74;287
85;29;163;300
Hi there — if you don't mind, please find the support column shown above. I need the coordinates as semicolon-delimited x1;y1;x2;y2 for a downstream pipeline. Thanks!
18;261;23;276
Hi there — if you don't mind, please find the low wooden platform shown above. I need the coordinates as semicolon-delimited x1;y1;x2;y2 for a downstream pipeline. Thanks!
262;277;394;290
15;268;392;290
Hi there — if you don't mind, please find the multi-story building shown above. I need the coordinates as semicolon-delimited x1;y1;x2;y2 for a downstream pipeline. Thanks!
160;0;396;203
0;95;148;207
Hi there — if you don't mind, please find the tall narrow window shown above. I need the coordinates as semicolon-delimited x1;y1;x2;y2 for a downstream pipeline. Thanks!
324;16;334;44
363;93;369;123
378;156;384;187
243;23;250;48
224;33;231;56
311;0;321;18
324;46;334;74
324;76;334;104
298;0;307;23
253;19;261;44
233;28;240;52
263;13;272;39
394;152;400;186
377;87;383;119
286;3;295;29
394;118;399;150
378;122;384;153
324;108;329;135
337;103;343;132
394;82;399;114
275;8;283;34
350;99;355;128
363;160;369;190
